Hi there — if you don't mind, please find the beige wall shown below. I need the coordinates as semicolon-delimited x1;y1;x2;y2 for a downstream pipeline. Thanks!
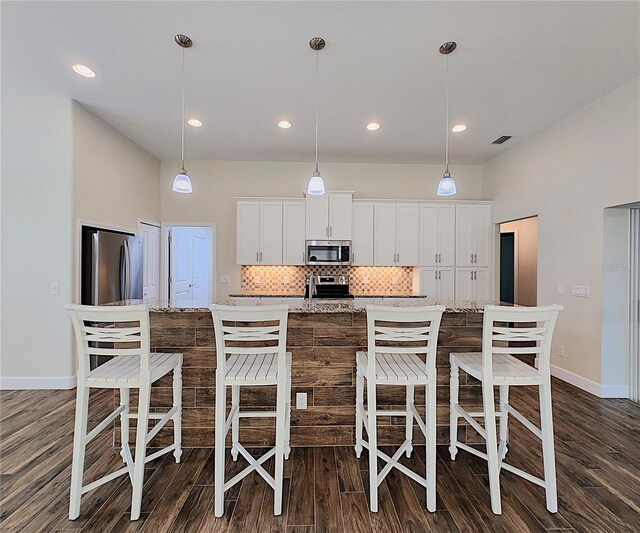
160;160;483;298
483;77;640;391
501;217;538;306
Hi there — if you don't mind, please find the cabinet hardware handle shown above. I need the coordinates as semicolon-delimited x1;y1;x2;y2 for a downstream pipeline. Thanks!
470;253;473;263
303;252;305;262
435;270;438;280
260;251;263;262
439;253;442;263
470;270;473;280
435;253;438;263
257;251;259;262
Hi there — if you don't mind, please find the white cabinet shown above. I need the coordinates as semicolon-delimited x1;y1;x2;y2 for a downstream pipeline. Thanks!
374;203;420;266
456;204;492;267
306;192;353;240
352;202;374;266
420;203;456;266
419;267;455;301
283;200;306;265
140;223;160;302
236;200;282;265
455;268;493;301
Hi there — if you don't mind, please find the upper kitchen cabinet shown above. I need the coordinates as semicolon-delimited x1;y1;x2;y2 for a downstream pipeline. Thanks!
374;202;420;266
236;200;283;265
283;200;306;265
305;191;353;240
351;201;374;265
419;203;456;266
455;204;492;267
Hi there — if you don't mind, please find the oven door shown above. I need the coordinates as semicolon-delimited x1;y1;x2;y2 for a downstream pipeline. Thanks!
305;240;352;265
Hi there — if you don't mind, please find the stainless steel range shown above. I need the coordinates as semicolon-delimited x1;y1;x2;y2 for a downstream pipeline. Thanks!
305;275;353;299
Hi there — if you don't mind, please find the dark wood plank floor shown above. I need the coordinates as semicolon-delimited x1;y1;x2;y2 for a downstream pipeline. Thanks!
1;379;639;532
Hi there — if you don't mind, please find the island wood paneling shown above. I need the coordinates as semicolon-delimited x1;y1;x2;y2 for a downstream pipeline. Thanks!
114;310;487;448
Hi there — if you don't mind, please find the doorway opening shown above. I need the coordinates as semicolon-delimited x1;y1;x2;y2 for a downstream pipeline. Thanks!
499;216;538;306
165;225;214;307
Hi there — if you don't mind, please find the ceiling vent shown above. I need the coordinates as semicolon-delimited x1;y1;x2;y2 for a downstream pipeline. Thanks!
492;135;512;145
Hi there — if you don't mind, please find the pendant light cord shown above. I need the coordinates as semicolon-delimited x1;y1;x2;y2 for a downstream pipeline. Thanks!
315;49;319;173
180;46;185;169
445;54;449;173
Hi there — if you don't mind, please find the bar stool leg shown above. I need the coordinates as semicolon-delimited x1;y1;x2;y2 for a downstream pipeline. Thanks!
539;379;558;513
119;388;129;463
448;362;459;460
354;370;364;458
482;380;502;515
499;385;509;461
131;384;151;520
231;385;240;461
173;364;183;463
69;384;89;520
405;385;414;458
214;378;227;517
273;377;286;515
284;365;292;460
426;382;437;512
367;378;378;512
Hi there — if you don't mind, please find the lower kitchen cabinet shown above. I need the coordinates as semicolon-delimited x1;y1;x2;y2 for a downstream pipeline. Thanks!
455;267;493;301
419;267;455;300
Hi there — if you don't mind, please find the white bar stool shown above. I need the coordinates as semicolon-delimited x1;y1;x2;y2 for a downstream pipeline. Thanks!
210;304;291;517
449;304;563;515
65;304;183;521
355;304;445;512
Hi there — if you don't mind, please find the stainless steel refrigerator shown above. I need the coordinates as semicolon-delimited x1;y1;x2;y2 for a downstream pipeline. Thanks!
81;228;143;305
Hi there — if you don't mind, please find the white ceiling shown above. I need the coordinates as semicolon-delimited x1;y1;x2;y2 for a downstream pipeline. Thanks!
2;1;638;164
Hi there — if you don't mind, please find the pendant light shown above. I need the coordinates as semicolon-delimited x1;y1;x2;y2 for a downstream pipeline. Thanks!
437;41;457;197
173;34;193;194
307;37;326;196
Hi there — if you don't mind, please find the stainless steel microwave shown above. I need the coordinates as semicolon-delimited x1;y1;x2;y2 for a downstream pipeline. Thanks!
305;240;352;266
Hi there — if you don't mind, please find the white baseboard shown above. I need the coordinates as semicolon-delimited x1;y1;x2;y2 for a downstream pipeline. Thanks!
0;375;76;390
550;365;629;399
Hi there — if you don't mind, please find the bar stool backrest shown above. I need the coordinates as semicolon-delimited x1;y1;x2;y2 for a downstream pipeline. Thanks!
210;304;289;375
481;304;563;379
365;305;446;379
65;304;150;382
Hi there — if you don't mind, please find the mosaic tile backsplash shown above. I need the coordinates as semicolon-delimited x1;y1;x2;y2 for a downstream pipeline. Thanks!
240;265;415;295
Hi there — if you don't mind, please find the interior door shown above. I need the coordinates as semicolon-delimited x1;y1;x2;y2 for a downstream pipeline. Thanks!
170;227;192;305
500;233;515;304
283;201;306;265
352;202;374;265
306;194;329;239
395;203;419;266
329;193;352;240
141;223;160;302
259;201;283;264
237;201;261;265
374;203;397;265
191;231;210;302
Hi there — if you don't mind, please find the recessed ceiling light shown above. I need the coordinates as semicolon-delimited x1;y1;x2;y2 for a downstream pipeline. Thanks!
452;124;467;132
278;120;292;129
366;122;381;131
187;118;203;127
72;64;96;78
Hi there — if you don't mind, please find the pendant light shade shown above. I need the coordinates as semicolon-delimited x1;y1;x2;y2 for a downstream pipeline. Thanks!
174;34;193;194
437;41;457;197
307;37;326;196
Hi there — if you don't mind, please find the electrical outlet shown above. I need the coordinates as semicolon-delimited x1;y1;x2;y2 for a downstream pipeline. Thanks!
254;276;260;285
50;282;60;295
392;277;398;285
571;285;590;298
363;276;369;285
556;283;565;295
296;392;308;410
219;275;231;284
557;345;565;358
283;276;290;285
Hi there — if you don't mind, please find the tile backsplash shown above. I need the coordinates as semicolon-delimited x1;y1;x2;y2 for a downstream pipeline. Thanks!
240;265;414;295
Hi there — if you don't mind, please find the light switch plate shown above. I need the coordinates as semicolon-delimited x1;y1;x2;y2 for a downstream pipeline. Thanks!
556;283;565;295
50;282;60;295
571;285;590;298
254;276;260;285
284;276;290;285
363;276;369;285
296;392;307;410
557;345;565;357
392;277;398;285
219;275;231;284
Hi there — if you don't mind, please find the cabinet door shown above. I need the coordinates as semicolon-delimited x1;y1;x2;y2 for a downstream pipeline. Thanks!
283;201;306;265
438;268;455;301
419;268;439;297
237;201;261;265
420;204;439;266
474;268;493;301
306;194;330;239
474;205;493;267
352;202;374;265
329;193;352;240
396;204;420;266
455;268;475;301
260;201;283;265
455;205;475;267
374;203;397;266
438;205;456;266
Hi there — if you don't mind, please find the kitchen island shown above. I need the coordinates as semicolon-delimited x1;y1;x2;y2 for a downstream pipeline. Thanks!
116;298;500;449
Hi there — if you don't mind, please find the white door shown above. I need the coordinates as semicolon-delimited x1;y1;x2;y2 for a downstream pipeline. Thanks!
237;201;261;265
306;194;329;239
140;223;160;302
352;202;374;265
374;203;397;266
438;268;455;301
259;201;283;265
420;204;439;266
474;268;493;301
171;227;193;305
456;205;474;267
283;200;306;265
420;268;439;298
455;267;475;301
329;193;352;240
191;231;210;301
396;204;420;266
438;205;456;266
474;205;493;267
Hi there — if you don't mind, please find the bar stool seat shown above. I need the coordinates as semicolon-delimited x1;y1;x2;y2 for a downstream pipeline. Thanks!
357;352;429;383
225;352;292;383
451;352;542;383
86;353;181;386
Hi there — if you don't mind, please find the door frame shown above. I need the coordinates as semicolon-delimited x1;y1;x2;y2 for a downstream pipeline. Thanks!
499;228;519;304
161;222;216;304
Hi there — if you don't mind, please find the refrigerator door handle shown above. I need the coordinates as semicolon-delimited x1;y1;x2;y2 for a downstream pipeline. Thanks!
124;240;132;300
